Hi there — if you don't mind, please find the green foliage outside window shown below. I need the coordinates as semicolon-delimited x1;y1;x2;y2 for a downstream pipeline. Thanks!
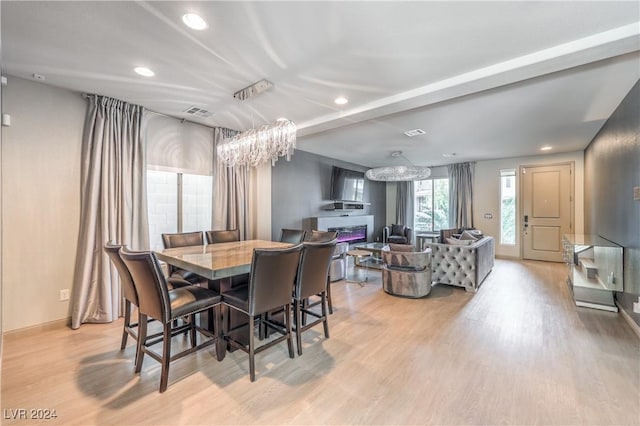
414;178;449;231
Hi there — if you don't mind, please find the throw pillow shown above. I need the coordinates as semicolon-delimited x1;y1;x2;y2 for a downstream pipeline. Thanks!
460;230;479;241
446;237;473;246
391;224;406;236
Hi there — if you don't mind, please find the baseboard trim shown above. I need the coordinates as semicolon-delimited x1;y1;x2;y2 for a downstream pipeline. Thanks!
617;302;640;340
2;317;71;338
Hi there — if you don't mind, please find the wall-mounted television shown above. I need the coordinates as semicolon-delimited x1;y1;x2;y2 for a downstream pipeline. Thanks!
330;166;365;202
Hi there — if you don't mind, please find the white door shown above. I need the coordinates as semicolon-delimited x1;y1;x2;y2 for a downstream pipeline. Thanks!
521;163;573;262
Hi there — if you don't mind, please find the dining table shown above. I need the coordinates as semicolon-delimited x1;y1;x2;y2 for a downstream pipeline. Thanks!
155;239;293;360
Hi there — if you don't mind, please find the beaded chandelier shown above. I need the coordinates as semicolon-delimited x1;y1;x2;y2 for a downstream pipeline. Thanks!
365;151;431;181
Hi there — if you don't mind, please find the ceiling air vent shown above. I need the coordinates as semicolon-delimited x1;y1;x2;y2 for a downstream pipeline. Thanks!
183;106;212;118
403;128;426;137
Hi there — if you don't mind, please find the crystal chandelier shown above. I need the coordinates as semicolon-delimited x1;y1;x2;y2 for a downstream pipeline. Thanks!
217;79;297;167
365;151;431;181
217;119;296;167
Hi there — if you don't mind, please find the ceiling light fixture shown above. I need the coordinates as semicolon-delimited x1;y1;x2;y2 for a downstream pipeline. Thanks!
134;67;154;77
365;151;431;181
217;80;297;167
182;13;207;30
334;97;348;105
541;146;553;151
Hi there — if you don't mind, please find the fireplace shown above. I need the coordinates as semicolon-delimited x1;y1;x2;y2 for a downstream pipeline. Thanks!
328;225;367;244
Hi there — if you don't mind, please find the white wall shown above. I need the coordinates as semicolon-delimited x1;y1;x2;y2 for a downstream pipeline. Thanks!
474;151;584;258
2;76;85;331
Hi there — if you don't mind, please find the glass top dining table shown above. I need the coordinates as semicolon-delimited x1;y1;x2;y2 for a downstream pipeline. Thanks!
154;239;293;280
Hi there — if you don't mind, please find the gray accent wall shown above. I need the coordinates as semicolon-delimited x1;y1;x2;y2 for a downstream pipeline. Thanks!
271;149;386;241
584;79;640;326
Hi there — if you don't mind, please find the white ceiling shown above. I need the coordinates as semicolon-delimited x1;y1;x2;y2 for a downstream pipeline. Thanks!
2;1;639;167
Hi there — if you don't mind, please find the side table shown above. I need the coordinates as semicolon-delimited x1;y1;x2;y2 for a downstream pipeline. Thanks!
346;249;372;286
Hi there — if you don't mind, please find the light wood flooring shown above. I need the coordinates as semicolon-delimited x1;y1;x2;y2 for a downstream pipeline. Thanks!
2;259;639;425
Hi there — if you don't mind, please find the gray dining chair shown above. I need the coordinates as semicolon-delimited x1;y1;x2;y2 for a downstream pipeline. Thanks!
221;244;304;381
119;247;222;393
206;229;240;244
293;239;337;355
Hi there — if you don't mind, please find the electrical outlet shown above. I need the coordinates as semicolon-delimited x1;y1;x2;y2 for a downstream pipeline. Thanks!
59;289;70;301
634;186;640;201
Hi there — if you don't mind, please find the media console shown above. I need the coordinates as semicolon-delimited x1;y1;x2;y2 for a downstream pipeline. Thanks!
323;201;370;211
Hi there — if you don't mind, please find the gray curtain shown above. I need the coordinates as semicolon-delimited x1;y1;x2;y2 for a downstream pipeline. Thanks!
71;95;148;329
448;162;474;229
212;127;250;239
396;181;415;232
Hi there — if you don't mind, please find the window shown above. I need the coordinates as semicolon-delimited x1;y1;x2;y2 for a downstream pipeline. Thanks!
414;178;449;232
147;169;212;251
500;169;516;245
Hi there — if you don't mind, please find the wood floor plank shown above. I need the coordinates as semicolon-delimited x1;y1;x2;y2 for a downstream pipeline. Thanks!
2;259;639;425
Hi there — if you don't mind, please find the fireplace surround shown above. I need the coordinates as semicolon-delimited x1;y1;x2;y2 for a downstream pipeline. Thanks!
328;225;367;244
304;215;375;244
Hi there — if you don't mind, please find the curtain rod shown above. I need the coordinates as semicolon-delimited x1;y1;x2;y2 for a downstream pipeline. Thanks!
81;93;221;130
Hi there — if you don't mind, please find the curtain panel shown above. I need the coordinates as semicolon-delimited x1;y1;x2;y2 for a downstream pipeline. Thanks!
396;181;415;237
212;128;253;239
71;95;148;329
448;162;474;229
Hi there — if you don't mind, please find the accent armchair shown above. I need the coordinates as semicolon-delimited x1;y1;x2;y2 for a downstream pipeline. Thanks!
381;244;432;298
382;224;412;245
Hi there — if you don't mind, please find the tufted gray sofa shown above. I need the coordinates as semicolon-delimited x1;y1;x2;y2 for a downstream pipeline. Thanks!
425;236;495;292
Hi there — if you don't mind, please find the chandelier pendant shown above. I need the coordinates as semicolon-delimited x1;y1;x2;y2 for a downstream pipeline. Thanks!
365;151;431;181
217;119;297;167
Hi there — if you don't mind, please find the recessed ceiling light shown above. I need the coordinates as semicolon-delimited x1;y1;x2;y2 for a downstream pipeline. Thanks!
541;146;553;151
182;13;207;30
134;67;154;77
334;97;348;105
276;117;288;122
442;153;457;158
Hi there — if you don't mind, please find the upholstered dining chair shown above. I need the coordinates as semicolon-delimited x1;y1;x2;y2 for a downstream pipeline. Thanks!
161;231;206;285
104;242;140;353
301;230;339;316
280;228;306;244
119;248;222;393
206;229;240;244
221;244;303;381
105;242;193;354
293;239;336;355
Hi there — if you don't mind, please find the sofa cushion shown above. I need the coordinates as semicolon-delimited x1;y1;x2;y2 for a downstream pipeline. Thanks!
446;237;473;246
460;230;479;241
391;224;406;236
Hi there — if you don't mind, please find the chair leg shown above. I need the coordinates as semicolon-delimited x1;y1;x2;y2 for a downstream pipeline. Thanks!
321;291;329;338
285;304;294;359
159;323;172;393
326;276;333;314
295;299;303;356
249;314;256;382
301;298;308;326
121;300;131;350
214;306;225;362
189;313;197;348
135;314;148;374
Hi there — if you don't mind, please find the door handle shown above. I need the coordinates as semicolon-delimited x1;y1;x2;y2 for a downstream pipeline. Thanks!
523;215;529;228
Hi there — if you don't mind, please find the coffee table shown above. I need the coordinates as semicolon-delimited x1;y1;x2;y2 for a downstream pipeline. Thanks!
351;242;386;269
